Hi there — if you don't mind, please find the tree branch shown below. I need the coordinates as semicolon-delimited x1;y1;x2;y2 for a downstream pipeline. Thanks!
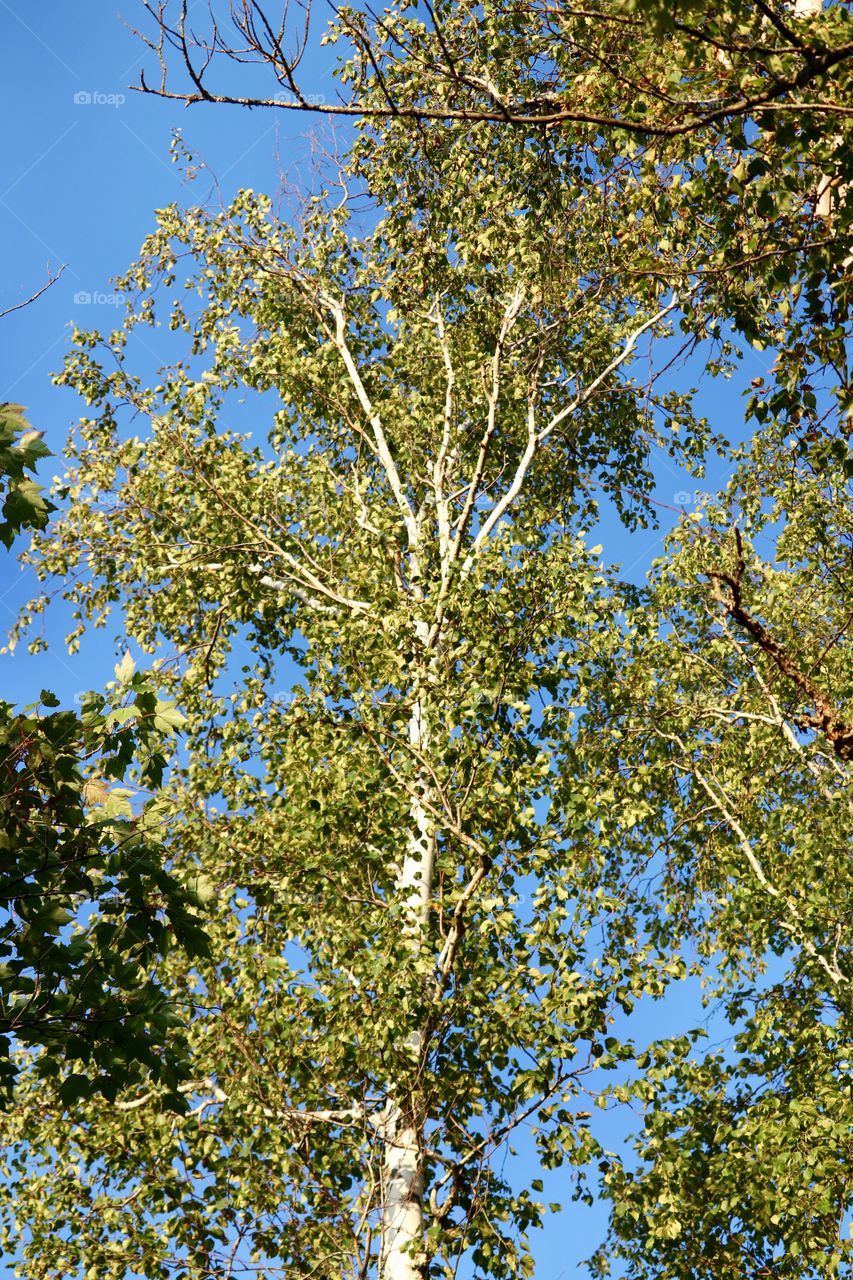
708;529;853;761
321;292;419;554
0;264;66;321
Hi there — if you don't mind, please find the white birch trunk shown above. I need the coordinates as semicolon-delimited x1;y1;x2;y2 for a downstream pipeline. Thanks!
380;619;434;1280
380;1105;426;1280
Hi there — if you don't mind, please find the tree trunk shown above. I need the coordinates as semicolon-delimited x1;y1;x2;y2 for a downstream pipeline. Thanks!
380;1104;426;1280
380;651;434;1280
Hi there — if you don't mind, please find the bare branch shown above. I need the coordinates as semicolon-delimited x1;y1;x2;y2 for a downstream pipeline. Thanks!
130;2;853;139
0;264;66;321
538;296;679;447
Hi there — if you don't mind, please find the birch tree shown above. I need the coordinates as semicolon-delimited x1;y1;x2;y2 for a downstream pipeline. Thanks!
0;185;708;1278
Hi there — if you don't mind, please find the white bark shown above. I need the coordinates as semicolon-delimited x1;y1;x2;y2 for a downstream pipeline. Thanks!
380;1104;426;1280
379;738;430;1276
322;289;433;1278
460;295;679;574
380;621;433;1279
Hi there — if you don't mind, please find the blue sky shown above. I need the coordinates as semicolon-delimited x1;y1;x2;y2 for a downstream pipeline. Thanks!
0;4;776;1277
0;0;350;705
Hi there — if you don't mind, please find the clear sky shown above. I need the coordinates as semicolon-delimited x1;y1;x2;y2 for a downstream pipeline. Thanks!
0;0;354;706
0;4;770;1277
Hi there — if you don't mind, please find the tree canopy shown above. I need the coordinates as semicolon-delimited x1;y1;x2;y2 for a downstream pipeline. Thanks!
1;3;851;1277
0;405;206;1104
